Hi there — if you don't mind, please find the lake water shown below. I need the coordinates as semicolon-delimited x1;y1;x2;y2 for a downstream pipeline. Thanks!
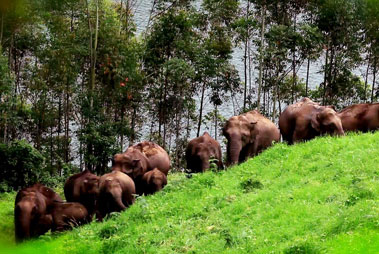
131;0;371;142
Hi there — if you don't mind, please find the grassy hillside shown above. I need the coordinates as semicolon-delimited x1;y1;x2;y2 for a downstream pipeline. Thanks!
1;133;378;254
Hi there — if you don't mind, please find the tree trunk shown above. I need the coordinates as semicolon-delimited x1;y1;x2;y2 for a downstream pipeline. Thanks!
0;13;3;46
214;105;218;140
163;62;169;147
130;105;137;145
158;76;163;139
272;87;276;121
305;58;310;97
328;47;335;105
364;52;371;102
243;1;250;111
197;81;206;137
372;58;377;102
291;13;297;103
91;0;99;109
243;38;248;111
58;93;62;175
322;41;329;106
120;103;125;151
8;33;13;74
186;107;190;139
247;1;252;107
65;80;70;163
257;3;266;110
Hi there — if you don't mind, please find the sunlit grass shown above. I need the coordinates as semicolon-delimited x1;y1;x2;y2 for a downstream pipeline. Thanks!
0;132;378;254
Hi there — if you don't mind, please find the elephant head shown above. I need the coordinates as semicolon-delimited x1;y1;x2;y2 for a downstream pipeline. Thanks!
14;192;46;242
223;116;258;165
112;150;149;179
311;107;345;136
82;175;100;197
193;143;215;172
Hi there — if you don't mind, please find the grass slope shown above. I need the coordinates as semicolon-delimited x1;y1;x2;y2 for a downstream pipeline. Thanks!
1;133;378;254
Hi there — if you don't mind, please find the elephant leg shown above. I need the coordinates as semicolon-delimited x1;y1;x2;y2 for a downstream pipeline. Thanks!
293;126;310;143
243;143;257;160
238;146;249;163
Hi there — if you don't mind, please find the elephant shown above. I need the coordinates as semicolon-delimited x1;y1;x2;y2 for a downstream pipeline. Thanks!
47;202;89;232
279;97;344;144
64;170;99;216
185;132;223;172
223;110;280;165
140;168;167;195
96;171;136;221
14;184;62;242
337;103;379;132
112;141;171;179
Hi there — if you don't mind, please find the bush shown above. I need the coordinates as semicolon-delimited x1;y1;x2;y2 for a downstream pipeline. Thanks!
0;140;45;191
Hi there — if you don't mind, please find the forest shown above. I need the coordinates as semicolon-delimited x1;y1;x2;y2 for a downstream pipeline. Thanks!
0;0;378;191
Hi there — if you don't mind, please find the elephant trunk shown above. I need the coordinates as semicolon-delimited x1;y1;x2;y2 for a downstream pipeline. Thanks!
335;124;345;136
15;204;32;242
228;136;242;165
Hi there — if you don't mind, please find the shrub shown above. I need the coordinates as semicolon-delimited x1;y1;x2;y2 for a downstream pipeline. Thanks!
0;140;45;191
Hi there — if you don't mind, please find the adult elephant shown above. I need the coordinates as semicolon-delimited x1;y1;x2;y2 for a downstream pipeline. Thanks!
185;132;223;172
140;168;167;195
338;103;379;132
96;171;136;221
279;98;344;144
112;141;171;179
223;110;280;165
14;184;62;242
64;170;99;216
47;202;89;232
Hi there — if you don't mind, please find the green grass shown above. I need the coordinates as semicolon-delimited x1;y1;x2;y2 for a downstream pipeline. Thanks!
0;132;378;254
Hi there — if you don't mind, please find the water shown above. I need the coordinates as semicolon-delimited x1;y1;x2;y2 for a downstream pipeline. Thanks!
131;0;372;142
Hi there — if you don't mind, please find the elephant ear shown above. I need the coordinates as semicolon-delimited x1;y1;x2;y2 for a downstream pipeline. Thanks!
311;113;321;132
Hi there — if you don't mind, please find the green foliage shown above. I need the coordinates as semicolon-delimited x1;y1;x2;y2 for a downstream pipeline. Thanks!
1;132;378;253
0;140;44;191
311;71;370;109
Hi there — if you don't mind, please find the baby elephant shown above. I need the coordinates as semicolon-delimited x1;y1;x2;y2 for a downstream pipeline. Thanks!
47;202;89;232
186;132;223;173
140;168;167;195
97;171;136;221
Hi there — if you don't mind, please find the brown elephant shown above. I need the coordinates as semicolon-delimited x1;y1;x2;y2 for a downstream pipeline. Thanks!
14;184;62;242
279;98;344;144
223;110;280;165
97;171;136;221
112;141;171;179
64;170;99;216
140;168;167;195
337;103;379;132
185;132;223;172
47;202;89;232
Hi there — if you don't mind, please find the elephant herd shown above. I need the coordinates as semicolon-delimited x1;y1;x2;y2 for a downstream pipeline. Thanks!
14;98;378;242
14;141;170;242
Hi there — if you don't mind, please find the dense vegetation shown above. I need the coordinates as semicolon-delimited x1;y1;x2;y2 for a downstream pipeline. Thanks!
0;132;378;253
0;0;378;186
